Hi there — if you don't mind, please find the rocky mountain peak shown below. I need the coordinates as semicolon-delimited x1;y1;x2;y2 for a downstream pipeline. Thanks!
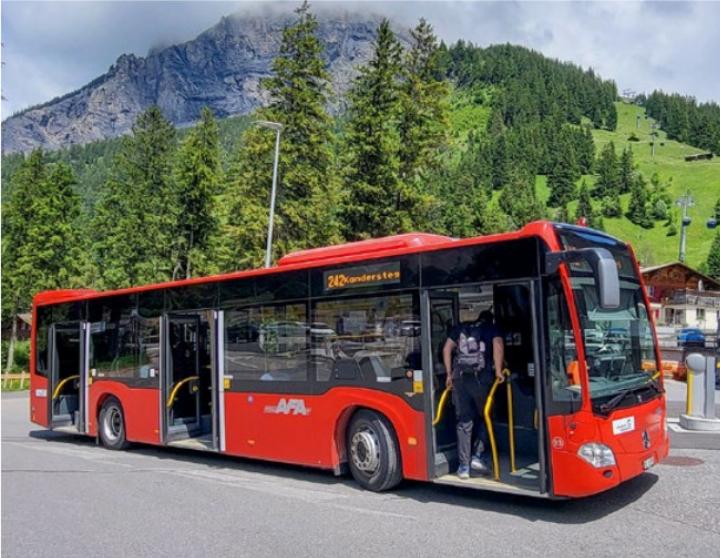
2;10;399;154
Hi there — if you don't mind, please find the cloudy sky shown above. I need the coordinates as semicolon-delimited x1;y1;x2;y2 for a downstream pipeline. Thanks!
2;1;719;117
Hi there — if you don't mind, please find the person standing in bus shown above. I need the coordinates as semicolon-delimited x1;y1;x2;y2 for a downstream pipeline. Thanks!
443;310;505;479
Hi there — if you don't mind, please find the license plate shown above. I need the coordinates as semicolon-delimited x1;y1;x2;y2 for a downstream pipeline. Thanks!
643;456;655;470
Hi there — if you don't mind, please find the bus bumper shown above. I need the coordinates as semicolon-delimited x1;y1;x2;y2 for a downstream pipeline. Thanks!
548;405;670;499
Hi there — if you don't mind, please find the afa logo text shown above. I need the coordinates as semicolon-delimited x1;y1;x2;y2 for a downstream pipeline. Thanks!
264;398;311;416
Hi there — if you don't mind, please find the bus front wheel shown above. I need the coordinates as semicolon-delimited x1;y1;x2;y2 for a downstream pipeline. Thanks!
98;398;129;451
346;410;402;492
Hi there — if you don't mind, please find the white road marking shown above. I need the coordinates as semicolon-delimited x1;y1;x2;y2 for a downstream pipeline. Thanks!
4;437;416;520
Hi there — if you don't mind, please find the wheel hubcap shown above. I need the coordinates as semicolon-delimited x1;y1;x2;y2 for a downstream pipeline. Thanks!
350;427;381;473
104;407;122;442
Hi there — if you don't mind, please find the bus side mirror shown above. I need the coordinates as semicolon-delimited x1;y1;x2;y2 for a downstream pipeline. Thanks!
546;248;620;309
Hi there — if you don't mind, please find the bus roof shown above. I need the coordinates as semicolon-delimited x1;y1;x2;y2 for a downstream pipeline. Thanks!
33;220;559;307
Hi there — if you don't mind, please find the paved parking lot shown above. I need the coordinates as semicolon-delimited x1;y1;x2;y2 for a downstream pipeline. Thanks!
3;391;720;557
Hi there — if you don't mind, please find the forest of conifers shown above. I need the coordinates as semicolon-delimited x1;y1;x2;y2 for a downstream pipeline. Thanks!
3;3;720;340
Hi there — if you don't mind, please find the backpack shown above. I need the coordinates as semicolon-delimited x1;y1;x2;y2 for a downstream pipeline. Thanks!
455;327;487;373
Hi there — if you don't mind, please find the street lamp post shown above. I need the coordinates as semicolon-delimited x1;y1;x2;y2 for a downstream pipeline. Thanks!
254;120;283;268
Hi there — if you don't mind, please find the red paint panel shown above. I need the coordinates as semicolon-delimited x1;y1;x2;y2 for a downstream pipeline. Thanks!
88;380;160;444
547;400;670;498
223;388;428;480
30;375;49;427
594;397;669;483
547;412;617;497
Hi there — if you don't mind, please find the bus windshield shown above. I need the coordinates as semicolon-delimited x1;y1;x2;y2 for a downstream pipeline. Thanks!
571;275;656;399
555;225;658;403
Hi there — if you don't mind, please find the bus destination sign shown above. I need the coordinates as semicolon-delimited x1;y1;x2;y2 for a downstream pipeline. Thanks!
324;262;401;291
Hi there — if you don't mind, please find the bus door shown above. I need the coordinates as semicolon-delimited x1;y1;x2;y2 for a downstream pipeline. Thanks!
49;321;90;433
492;281;546;492
421;291;459;473
161;311;219;450
213;310;226;452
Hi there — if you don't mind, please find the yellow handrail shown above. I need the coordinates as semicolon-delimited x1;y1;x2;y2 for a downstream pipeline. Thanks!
52;375;79;400
166;376;199;409
506;375;516;474
483;368;513;482
432;388;451;427
483;377;502;481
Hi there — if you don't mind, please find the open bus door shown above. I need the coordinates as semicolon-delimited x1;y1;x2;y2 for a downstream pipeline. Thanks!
421;290;459;476
49;321;90;433
423;282;548;496
493;280;548;494
160;311;223;451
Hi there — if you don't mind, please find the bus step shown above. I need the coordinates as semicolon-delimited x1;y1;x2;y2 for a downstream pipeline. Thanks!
433;474;544;498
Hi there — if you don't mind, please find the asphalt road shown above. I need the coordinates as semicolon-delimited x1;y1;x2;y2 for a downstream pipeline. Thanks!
3;391;720;558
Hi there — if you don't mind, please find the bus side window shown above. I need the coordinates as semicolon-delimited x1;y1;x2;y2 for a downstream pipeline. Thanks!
312;294;419;383
545;278;581;413
224;303;308;383
88;295;136;382
35;306;52;377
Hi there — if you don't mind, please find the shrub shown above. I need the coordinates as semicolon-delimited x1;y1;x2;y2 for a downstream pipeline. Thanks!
0;339;30;372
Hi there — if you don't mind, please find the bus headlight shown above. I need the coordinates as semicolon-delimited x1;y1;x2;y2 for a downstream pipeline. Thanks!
578;443;616;468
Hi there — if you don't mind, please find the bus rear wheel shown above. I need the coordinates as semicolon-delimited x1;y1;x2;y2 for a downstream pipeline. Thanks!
347;410;402;492
99;398;129;450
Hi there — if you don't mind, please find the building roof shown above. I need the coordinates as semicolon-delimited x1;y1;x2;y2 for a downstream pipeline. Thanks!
640;261;720;291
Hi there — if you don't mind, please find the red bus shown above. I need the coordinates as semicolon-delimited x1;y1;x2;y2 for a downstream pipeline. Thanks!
29;221;668;498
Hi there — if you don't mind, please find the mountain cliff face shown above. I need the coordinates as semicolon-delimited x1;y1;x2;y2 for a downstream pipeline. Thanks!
2;12;393;154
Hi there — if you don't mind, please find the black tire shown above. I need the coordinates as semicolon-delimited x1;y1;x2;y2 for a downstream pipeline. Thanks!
346;410;402;492
98;398;129;450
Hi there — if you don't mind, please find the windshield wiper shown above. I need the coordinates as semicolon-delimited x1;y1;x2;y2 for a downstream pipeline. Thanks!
599;388;636;414
646;375;664;394
599;380;661;414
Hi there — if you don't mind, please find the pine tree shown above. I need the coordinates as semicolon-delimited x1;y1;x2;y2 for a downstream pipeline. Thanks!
575;179;600;228
398;18;449;187
173;107;222;278
575;125;596;174
435;166;492;237
93;106;177;288
547;130;579;207
498;167;545;228
342;18;416;239
223;1;340;267
483;198;513;234
557;204;571;224
601;195;622;218
605;104;618;130
619;146;635;193
706;231;720;280
2;152;81;372
490;132;511;190
627;174;653;228
595;141;620;197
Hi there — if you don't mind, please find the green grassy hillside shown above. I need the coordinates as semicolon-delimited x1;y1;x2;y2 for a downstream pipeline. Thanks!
535;102;719;268
594;102;719;267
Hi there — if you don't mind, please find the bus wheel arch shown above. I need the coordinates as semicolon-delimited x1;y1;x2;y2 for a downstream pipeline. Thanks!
340;407;403;492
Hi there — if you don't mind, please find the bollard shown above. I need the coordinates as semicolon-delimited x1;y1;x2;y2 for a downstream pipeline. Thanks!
679;353;720;431
704;355;717;420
